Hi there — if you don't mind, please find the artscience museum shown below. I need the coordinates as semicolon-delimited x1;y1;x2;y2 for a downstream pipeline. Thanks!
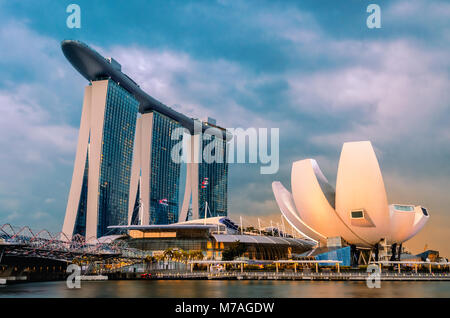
273;141;429;260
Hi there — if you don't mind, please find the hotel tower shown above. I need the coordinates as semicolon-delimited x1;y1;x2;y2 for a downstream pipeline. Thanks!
61;40;229;240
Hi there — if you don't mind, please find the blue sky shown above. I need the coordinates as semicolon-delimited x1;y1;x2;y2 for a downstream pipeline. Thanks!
0;0;449;255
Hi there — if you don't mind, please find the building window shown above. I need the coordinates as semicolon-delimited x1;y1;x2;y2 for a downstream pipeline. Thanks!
421;207;429;216
393;205;414;212
351;210;364;219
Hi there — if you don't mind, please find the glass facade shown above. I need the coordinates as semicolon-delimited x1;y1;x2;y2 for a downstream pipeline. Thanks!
73;153;89;237
71;80;230;235
97;80;139;237
148;111;182;225
129;238;208;252
126;228;312;260
198;135;228;218
394;205;414;212
315;246;351;266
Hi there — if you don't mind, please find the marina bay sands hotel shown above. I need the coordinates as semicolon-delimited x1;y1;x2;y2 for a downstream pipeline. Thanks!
61;40;229;240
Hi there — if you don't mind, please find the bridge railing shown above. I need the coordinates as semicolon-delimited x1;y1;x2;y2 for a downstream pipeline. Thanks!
0;223;146;262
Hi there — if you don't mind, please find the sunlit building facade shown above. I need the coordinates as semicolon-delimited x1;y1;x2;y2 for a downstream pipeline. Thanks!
63;79;139;239
109;217;316;260
128;111;182;226
198;136;228;218
272;141;430;249
61;40;230;240
179;121;229;222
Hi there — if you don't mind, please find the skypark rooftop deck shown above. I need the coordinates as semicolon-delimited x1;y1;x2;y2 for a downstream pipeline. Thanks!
61;40;230;140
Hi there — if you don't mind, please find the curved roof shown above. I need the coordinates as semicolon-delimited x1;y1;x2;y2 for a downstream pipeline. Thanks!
291;159;367;245
335;141;390;242
389;205;429;243
61;40;230;140
211;234;316;248
272;141;429;247
272;181;325;243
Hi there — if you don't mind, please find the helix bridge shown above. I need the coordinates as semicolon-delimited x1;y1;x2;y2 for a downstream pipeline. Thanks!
0;223;146;265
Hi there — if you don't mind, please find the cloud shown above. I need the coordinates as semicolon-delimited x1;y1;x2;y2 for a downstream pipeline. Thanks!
0;0;448;256
387;0;450;26
0;88;77;164
0;19;79;230
290;40;450;146
44;198;56;204
32;211;50;220
382;0;450;45
109;45;277;129
5;211;20;222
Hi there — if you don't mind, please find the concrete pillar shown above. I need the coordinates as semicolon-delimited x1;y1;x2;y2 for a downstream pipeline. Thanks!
398;263;401;273
414;264;418;274
379;263;382;274
294;263;297;273
315;263;318;273
190;263;193;273
429;264;432;274
337;263;340;273
275;263;278;273
240;263;243;273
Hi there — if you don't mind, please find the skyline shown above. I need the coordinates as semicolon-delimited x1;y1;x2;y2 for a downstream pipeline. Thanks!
0;0;449;256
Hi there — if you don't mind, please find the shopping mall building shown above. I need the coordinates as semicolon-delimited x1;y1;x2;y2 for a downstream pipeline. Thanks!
109;217;316;261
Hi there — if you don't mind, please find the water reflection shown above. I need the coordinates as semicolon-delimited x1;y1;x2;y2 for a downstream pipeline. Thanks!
0;280;449;298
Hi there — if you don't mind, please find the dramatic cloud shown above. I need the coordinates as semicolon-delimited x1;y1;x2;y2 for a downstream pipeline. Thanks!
291;40;450;144
0;19;80;230
108;46;277;129
0;0;448;256
0;88;77;164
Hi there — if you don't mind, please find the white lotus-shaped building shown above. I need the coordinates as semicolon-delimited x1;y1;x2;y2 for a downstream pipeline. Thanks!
273;141;429;247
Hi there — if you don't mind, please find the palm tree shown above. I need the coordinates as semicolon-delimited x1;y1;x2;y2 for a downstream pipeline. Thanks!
172;249;182;262
181;250;189;264
189;250;204;261
163;248;174;261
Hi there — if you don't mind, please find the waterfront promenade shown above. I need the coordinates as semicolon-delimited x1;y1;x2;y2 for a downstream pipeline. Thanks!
108;270;450;281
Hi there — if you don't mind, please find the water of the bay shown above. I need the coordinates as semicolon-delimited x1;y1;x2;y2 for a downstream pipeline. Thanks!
0;280;449;298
